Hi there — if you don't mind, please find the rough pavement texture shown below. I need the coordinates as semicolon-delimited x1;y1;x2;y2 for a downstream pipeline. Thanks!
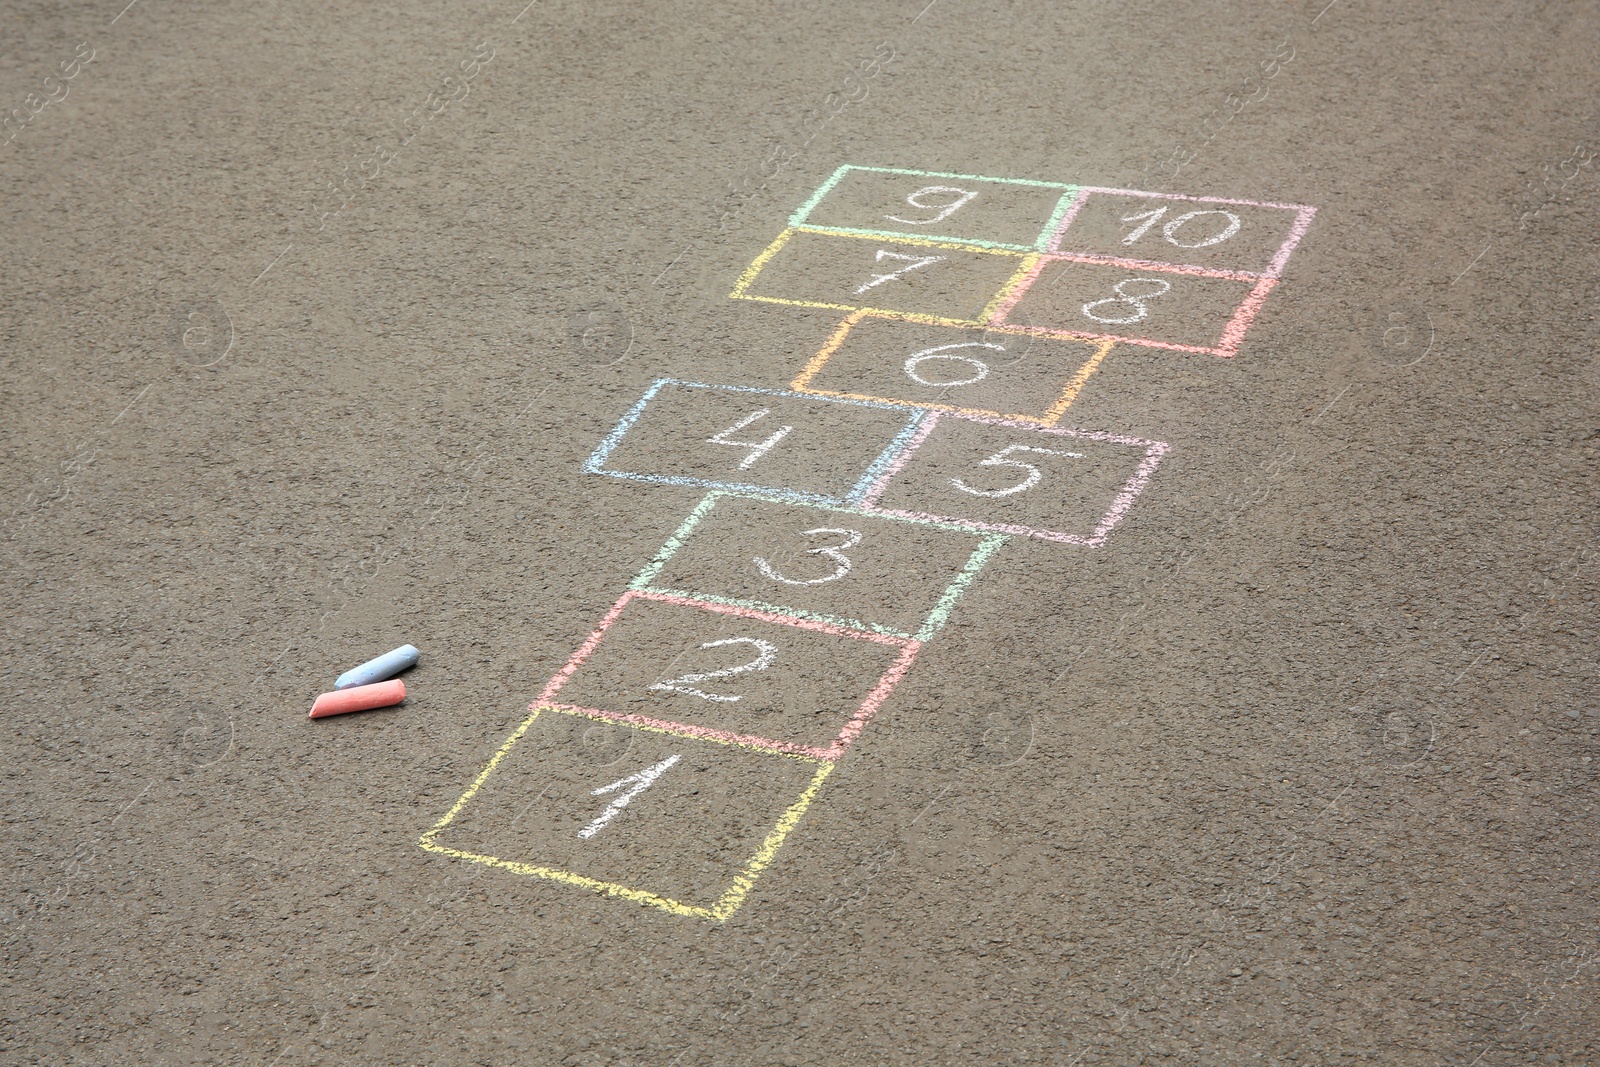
3;0;1598;1064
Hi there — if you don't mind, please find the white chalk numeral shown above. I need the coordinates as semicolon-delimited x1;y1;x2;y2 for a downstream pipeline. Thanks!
1081;277;1171;325
854;249;945;294
885;185;979;226
577;755;680;840
903;342;1003;387
1119;208;1168;245
950;443;1084;498
649;637;778;703
1120;206;1242;249
754;527;862;586
708;409;794;469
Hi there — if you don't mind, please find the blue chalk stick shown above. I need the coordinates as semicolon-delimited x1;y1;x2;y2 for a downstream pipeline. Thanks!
335;644;419;690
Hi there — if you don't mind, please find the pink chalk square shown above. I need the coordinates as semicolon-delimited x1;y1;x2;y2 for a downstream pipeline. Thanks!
1046;187;1315;279
990;256;1277;357
858;412;1169;546
537;590;920;761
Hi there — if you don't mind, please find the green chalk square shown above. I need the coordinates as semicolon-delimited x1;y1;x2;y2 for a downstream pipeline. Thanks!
791;165;1080;253
630;490;1006;642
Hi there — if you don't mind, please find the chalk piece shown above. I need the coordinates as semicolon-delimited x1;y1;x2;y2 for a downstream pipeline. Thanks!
334;644;419;690
310;679;405;719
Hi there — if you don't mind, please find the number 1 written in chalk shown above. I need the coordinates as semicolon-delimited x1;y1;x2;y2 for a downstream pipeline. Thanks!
578;755;681;839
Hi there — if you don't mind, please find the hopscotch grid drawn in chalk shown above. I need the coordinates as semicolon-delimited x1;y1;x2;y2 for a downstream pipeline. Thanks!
532;588;921;760
709;760;834;919
735;227;1033;268
427;163;1309;917
418;837;722;920
1217;277;1282;355
977;252;1047;323
419;703;834;921
789;222;1040;253
738;178;1316;358
1037;187;1088;251
1031;248;1276;282
420;703;834;916
543;631;919;762
732;227;1034;300
790;310;1115;425
986;257;1280;358
729;228;1032;321
627;588;901;644
538;590;918;693
1038;251;1268;283
539;699;842;761
539;700;834;760
857;411;1171;545
630;586;912;641
552;700;836;763
630;487;1014;558
924;533;1009;639
792;164;1077;221
789;164;1082;252
583;379;926;505
845;412;934;504
628;489;1008;640
1046;187;1317;278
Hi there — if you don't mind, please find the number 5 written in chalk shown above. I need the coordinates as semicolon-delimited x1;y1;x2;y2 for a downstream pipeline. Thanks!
950;444;1084;498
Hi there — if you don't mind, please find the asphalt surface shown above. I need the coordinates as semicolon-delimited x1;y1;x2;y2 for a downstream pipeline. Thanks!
3;0;1599;1064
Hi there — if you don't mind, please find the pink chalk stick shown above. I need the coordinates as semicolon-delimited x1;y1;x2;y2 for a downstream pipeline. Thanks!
310;679;405;719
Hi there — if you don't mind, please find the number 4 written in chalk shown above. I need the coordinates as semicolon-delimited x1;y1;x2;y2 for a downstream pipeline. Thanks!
708;408;793;469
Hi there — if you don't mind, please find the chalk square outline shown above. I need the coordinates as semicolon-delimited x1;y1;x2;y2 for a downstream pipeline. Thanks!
629;488;1009;642
788;163;1081;252
583;378;928;506
983;254;1279;358
790;309;1115;426
729;228;1032;325
534;588;923;762
419;703;836;922
1044;186;1317;280
856;410;1170;546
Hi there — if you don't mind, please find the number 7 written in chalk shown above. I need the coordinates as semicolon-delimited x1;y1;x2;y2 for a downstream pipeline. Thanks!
854;249;945;294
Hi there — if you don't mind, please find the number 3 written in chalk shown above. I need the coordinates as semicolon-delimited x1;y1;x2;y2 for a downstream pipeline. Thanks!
754;528;862;586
